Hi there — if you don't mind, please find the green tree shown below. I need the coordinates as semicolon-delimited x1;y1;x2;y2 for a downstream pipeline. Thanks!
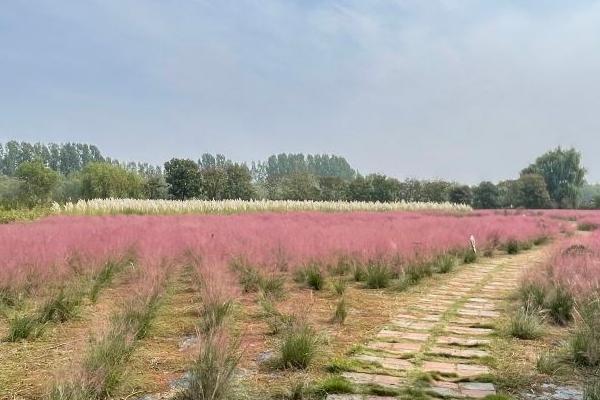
144;175;168;199
279;172;320;200
318;176;348;201
472;181;500;209
164;158;202;200
368;174;400;202
15;161;59;208
223;164;255;200
522;147;586;208
448;185;473;205
81;162;144;199
515;174;552;209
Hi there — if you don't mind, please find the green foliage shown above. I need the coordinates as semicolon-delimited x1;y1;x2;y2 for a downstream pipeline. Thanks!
5;314;42;342
179;331;241;400
352;265;367;282
304;265;324;291
435;254;456;273
0;207;51;224
332;298;347;324
522;147;586;208
506;239;520;255
80;162;144;199
515;174;552;209
38;289;81;324
519;283;547;310
200;298;233;334
278;323;319;369
463;249;477;264
536;351;565;375
365;262;392;289
449;185;473;205
258;295;296;335
577;222;599;232
584;378;600;400
545;286;574;325
473;181;500;209
509;307;543;340
164;158;203;200
332;279;347;296
89;260;126;303
570;297;600;367
315;376;355;395
15;160;59;208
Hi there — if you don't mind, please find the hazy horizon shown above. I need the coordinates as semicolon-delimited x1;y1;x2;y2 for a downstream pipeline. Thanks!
2;1;600;184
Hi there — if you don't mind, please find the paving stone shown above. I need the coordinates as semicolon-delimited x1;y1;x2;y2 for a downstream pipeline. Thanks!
453;317;494;327
368;341;421;355
393;313;441;322
326;396;397;400
389;319;436;331
460;382;496;398
341;372;404;389
377;330;430;342
458;309;500;318
353;354;412;370
463;302;498;310
446;326;494;336
437;336;490;347
422;361;490;378
427;346;489;359
429;381;462;398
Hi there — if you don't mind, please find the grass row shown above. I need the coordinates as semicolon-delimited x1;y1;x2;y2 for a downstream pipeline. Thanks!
4;256;133;342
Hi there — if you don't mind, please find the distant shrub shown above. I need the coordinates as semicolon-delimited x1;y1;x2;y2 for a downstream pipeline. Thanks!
38;289;80;324
536;351;565;375
352;265;367;282
483;248;494;257
509;307;543;340
545;285;574;325
5;314;41;342
520;241;533;251
435;254;456;274
278;323;319;369
179;331;241;400
315;376;355;395
259;274;286;299
332;279;347;296
331;298;347;324
577;222;599;232
258;295;296;335
305;265;324;291
330;255;355;276
506;239;520;255
520;282;547;311
463;249;477;264
365;262;392;289
570;297;600;367
90;260;127;303
533;235;550;246
200;298;233;334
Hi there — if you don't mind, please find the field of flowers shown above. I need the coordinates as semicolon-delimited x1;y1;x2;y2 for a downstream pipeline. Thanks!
0;209;574;399
53;198;473;215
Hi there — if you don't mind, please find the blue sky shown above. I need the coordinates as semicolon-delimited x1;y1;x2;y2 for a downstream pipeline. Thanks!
2;0;600;183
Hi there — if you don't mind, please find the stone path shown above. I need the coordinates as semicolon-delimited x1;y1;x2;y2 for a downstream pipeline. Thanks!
328;248;546;400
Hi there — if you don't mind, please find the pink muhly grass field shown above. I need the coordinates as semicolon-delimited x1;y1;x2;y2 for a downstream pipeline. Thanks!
529;230;600;297
0;211;561;290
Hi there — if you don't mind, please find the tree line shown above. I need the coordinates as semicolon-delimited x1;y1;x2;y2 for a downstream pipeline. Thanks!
0;141;593;210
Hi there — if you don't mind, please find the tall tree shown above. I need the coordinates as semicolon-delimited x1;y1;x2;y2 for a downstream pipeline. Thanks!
448;185;473;205
516;174;552;209
15;160;59;207
472;181;500;209
522;147;586;208
80;162;144;199
164;158;202;200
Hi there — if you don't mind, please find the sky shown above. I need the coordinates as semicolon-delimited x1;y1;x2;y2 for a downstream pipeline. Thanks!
1;0;600;184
